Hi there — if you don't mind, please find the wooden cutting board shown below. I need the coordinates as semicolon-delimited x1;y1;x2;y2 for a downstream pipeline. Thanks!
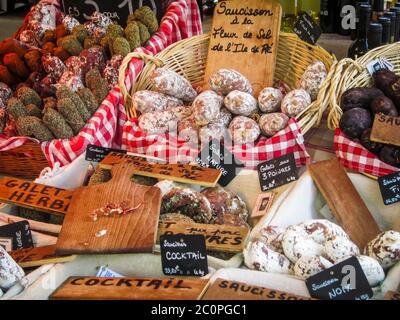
204;0;282;96
308;159;380;249
56;162;162;255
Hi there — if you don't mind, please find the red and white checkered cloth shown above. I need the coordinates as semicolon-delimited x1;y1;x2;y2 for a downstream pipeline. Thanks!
0;0;201;168
122;118;310;168
334;129;399;177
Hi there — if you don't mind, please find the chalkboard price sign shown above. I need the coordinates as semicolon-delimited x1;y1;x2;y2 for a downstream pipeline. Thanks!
257;153;298;192
195;139;244;187
378;171;400;206
61;0;165;26
160;234;208;277
0;221;33;251
85;144;126;163
306;257;373;300
293;12;322;45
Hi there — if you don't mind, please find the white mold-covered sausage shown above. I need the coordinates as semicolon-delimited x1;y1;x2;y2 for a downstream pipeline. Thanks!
294;255;333;279
0;246;25;290
281;89;311;117
210;69;252;96
244;240;293;274
192;90;223;126
131;90;183;114
299;61;327;101
258;87;283;113
150;68;197;102
229;116;260;145
365;230;400;269
224;90;258;116
259;112;289;137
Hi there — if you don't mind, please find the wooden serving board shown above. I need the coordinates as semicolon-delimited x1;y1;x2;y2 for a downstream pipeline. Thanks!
371;114;400;147
100;152;222;187
0;177;72;215
201;278;312;300
158;220;250;253
9;245;75;268
204;0;282;96
308;159;380;249
55;162;162;255
50;277;209;300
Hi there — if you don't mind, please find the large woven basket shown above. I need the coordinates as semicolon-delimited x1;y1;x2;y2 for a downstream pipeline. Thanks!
0;142;48;179
327;42;400;130
120;33;337;134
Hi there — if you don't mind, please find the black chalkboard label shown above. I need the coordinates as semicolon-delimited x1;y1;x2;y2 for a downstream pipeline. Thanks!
0;221;33;251
61;0;165;26
306;257;373;300
85;144;127;163
160;234;208;277
293;12;322;45
378;171;400;206
257;153;298;192
195;140;244;187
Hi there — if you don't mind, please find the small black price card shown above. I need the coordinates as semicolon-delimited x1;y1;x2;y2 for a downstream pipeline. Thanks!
306;257;373;300
257;153;298;192
160;234;208;277
293;12;322;45
195;140;244;187
378;171;400;206
0;221;33;251
85;144;126;163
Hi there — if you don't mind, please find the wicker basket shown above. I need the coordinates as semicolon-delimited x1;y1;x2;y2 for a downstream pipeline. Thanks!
327;42;400;130
0;142;48;179
119;33;337;134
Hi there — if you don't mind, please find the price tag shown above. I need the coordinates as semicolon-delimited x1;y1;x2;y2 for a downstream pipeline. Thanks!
85;144;126;163
96;266;124;278
251;192;275;218
61;0;165;25
366;58;395;76
195;140;244;187
370;114;400;147
257;153;298;192
378;171;400;206
306;257;373;300
293;12;322;45
160;234;208;277
0;221;33;251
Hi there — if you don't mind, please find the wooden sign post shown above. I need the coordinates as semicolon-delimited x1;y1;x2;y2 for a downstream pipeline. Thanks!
158;220;250;253
0;177;73;215
201;278;312;300
56;162;162;255
50;277;209;300
204;0;282;96
309;159;380;249
371;114;400;147
100;152;222;187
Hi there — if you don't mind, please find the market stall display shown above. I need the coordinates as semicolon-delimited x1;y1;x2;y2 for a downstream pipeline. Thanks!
1;0;400;303
0;0;202;179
